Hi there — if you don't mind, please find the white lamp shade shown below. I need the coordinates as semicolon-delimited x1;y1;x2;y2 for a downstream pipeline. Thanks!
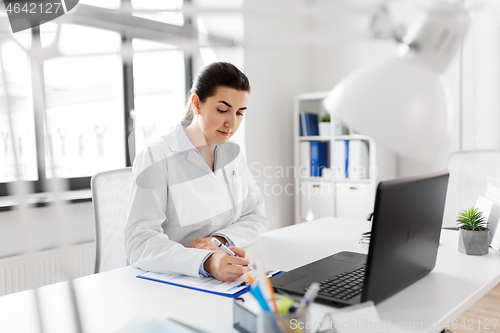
323;58;453;162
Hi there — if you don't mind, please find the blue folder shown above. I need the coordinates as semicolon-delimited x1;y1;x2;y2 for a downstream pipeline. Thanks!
300;113;319;136
310;141;328;177
344;140;349;178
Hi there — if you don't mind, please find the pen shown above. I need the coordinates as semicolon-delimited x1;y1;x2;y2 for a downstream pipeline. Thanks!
249;284;271;311
297;282;320;312
251;261;275;312
264;271;279;314
239;273;254;287
258;264;279;314
211;237;238;257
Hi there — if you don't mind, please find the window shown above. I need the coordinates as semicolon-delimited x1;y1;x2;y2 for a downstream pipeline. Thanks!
132;39;186;154
131;0;184;26
0;16;190;196
0;1;244;198
79;0;120;10
0;33;38;183
42;24;125;178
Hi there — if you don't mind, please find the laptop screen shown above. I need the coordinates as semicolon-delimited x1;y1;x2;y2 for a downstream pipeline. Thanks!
361;170;449;304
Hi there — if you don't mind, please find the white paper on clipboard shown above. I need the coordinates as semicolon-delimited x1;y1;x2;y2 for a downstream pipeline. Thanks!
483;176;500;251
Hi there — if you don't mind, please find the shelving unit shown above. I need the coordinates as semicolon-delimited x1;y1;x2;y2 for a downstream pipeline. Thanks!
293;91;378;224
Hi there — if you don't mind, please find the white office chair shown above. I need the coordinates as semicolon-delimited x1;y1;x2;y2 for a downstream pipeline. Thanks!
91;167;132;273
442;150;500;228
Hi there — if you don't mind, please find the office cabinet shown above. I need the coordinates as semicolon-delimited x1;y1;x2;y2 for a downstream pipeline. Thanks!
334;182;375;220
300;181;335;222
293;92;378;224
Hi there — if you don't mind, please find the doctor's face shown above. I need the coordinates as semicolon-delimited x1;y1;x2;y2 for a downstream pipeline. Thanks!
196;87;248;142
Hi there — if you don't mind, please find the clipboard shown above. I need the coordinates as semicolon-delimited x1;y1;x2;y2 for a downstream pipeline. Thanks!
137;270;284;298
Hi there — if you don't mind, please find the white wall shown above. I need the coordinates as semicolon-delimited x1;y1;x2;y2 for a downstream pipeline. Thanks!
243;0;399;230
244;0;312;230
0;202;94;258
461;0;500;151
242;0;492;229
308;0;399;182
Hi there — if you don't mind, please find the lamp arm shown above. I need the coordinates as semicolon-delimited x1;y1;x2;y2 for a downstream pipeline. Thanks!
369;4;406;44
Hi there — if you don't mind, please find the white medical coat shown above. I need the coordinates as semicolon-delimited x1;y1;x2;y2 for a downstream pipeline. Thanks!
125;121;268;277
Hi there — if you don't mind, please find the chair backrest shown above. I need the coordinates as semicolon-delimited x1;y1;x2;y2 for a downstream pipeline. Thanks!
442;150;500;228
91;167;132;273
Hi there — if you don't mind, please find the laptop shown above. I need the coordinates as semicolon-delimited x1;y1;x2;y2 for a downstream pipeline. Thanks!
271;170;449;307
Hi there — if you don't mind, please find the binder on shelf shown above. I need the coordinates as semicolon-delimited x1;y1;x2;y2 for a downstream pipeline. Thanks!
344;140;349;178
299;112;319;136
334;141;347;179
300;141;311;178
333;139;369;179
310;141;328;177
348;140;369;179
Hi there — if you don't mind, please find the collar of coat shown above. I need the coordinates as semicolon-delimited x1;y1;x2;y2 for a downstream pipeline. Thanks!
165;121;191;155
165;121;240;168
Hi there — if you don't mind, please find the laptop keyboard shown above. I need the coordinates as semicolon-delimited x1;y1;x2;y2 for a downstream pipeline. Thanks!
314;264;366;301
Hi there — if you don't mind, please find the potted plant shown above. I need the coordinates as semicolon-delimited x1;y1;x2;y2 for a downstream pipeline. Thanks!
318;114;331;137
457;207;489;255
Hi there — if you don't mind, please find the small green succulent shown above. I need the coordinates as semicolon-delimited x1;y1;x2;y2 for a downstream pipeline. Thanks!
321;114;330;122
456;207;488;231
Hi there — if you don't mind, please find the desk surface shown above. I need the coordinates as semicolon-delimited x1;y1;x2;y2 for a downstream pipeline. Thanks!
1;218;499;333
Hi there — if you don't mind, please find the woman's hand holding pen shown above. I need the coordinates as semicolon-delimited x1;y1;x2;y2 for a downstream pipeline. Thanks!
204;247;250;282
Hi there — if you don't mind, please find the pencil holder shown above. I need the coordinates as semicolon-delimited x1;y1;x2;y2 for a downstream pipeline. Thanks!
233;297;312;333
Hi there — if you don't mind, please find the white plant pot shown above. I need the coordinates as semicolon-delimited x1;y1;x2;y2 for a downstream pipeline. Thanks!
458;229;489;255
319;122;331;137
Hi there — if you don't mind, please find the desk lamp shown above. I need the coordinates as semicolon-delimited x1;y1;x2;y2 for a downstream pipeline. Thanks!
323;2;469;162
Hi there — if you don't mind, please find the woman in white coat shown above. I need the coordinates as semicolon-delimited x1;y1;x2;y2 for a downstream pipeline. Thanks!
125;62;268;282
